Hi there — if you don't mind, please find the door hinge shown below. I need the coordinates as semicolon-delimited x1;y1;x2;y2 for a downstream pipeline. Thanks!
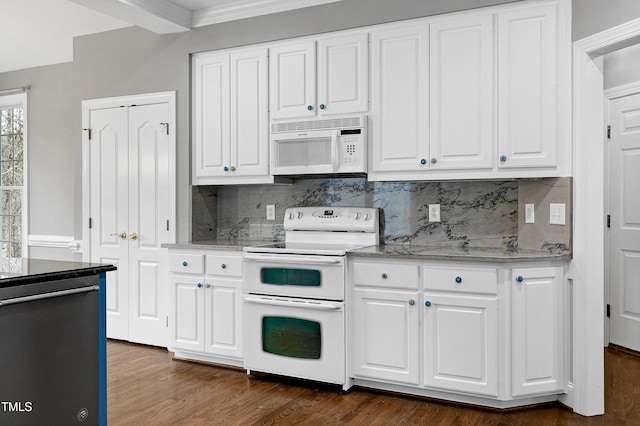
166;220;170;231
607;214;611;228
166;316;169;327
160;122;169;135
89;217;93;229
607;125;611;139
83;128;92;140
607;304;611;318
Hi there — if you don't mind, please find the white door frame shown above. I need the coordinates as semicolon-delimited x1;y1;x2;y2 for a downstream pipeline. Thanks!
81;91;177;262
571;19;640;416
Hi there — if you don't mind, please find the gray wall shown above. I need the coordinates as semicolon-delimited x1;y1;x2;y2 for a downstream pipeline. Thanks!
572;0;640;40
0;0;520;260
604;43;640;90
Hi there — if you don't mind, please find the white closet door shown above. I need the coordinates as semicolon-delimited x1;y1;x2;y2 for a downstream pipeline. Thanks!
127;103;171;346
90;107;129;341
89;102;172;347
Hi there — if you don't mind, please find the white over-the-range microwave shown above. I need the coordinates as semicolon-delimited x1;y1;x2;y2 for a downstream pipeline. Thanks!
270;116;366;176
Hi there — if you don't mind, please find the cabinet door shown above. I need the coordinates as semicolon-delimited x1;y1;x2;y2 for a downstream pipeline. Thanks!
423;293;498;396
204;278;242;359
429;14;494;170
269;41;316;120
170;275;204;352
511;267;564;397
192;52;230;179
352;288;419;385
317;33;368;116
230;48;269;177
497;4;558;169
370;24;429;172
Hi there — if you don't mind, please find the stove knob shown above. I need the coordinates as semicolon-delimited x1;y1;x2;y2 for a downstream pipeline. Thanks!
288;211;294;220
354;212;361;220
297;211;303;219
364;213;370;221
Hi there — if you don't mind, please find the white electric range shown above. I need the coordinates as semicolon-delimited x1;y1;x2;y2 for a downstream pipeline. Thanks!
242;206;381;389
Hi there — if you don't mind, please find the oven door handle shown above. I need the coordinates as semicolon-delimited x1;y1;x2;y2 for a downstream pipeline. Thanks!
243;254;341;265
243;295;343;311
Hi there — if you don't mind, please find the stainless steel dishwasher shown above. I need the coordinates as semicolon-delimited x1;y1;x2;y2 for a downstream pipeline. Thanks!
0;271;104;426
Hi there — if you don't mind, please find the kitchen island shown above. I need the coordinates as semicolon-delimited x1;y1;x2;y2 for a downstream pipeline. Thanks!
0;259;116;426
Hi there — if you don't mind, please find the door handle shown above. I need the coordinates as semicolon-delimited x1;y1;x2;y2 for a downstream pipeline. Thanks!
129;232;138;240
110;232;127;240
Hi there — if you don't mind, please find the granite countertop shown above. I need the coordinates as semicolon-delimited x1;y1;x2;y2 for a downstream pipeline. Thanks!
349;244;571;263
164;240;570;262
162;239;275;251
0;258;117;289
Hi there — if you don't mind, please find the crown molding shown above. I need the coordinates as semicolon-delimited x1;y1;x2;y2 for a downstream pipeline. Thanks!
192;0;341;27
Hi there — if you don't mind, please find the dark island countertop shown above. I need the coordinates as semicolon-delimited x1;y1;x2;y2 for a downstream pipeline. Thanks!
0;258;117;289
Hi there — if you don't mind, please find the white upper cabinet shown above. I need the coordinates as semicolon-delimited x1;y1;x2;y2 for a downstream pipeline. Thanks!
497;2;566;171
429;13;494;171
368;0;570;181
318;33;369;116
193;47;272;185
269;41;316;120
270;33;369;120
193;52;229;180
370;24;429;173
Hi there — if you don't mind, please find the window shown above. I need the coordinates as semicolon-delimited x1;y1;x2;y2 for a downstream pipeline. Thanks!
0;94;26;258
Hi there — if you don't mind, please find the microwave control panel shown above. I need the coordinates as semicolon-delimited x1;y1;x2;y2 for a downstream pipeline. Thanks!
340;129;365;167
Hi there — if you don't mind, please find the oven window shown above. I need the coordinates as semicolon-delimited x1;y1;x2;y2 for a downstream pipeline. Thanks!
262;316;321;359
260;268;321;287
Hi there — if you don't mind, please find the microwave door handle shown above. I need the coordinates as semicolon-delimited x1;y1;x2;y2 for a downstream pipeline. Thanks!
331;130;339;172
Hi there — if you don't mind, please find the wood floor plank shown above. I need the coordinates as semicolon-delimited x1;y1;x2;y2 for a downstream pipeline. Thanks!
107;341;638;425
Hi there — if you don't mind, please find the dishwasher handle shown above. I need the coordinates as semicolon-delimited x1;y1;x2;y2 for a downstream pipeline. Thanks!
243;295;343;311
0;285;100;307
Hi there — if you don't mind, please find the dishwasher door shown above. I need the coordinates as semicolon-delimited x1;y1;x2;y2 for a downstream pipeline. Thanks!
0;276;101;426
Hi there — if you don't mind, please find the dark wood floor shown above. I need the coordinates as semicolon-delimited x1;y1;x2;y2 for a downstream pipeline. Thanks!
108;341;639;425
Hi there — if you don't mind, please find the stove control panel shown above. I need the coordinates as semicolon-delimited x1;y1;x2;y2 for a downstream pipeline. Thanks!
283;207;380;233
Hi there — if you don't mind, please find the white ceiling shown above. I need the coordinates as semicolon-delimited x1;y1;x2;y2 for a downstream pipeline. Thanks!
0;0;340;73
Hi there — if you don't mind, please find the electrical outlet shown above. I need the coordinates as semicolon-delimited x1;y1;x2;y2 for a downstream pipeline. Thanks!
266;205;276;221
429;204;441;222
550;203;566;225
525;204;535;224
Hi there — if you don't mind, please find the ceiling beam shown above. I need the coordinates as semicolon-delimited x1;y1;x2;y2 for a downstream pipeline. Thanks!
70;0;192;34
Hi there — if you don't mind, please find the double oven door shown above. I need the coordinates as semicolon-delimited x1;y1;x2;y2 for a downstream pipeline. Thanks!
242;252;347;387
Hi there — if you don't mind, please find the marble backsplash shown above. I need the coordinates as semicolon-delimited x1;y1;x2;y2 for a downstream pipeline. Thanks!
193;177;572;253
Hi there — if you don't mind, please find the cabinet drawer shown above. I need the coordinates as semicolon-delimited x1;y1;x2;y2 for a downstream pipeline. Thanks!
206;254;242;278
352;261;419;289
423;266;497;295
168;253;204;275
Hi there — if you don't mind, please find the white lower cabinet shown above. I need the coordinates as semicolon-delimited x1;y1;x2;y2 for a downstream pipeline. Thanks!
511;266;564;397
169;250;243;365
350;257;566;407
352;288;420;384
423;292;498;397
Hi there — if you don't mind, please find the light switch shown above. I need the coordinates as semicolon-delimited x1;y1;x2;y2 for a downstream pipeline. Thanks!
429;204;441;222
525;204;535;224
266;205;276;221
550;203;566;225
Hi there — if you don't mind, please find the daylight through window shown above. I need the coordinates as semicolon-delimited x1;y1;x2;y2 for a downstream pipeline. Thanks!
0;104;24;258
